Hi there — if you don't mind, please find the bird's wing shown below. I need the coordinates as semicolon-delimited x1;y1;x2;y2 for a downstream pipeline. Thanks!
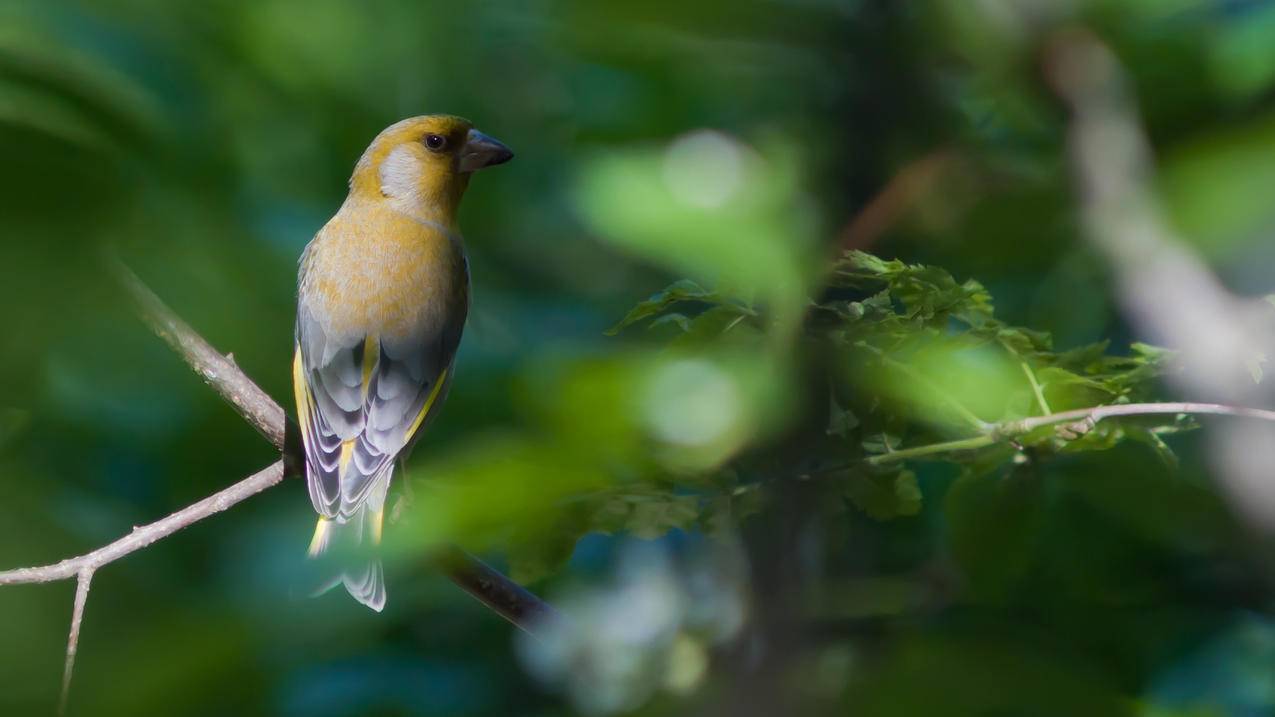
294;297;464;522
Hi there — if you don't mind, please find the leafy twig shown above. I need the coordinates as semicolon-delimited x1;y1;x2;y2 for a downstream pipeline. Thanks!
865;401;1275;466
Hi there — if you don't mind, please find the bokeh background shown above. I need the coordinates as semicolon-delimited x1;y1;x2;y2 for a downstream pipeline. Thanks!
3;0;1275;715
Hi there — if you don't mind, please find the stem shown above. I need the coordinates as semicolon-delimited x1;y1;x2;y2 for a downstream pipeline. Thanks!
1003;402;1275;435
866;402;1275;467
867;435;996;466
1020;361;1052;416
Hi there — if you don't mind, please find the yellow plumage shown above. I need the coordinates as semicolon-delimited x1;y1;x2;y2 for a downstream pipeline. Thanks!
292;115;512;611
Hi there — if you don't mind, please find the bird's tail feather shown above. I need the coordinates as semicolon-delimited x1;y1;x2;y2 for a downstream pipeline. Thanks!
306;507;386;612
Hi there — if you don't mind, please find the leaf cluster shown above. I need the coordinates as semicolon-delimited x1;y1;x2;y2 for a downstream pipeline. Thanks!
560;250;1181;547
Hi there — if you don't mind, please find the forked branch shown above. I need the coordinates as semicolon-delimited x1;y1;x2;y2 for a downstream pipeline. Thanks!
0;263;557;714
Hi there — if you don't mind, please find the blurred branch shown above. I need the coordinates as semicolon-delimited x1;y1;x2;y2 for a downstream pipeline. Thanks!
1044;29;1275;531
0;263;557;713
0;460;286;714
433;546;562;630
837;148;956;251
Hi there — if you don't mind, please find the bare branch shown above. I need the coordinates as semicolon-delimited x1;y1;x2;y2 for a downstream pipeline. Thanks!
112;260;288;450
0;461;286;586
434;546;563;636
111;268;556;626
1;264;559;709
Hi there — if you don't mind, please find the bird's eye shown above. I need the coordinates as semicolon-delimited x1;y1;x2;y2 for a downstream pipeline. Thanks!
424;134;447;151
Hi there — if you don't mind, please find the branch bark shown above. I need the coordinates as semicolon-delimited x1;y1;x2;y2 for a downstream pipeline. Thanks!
0;461;286;586
116;262;287;450
0;262;558;713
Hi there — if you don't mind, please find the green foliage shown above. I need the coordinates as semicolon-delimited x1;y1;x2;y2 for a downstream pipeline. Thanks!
4;1;1273;714
844;467;922;520
496;248;1180;579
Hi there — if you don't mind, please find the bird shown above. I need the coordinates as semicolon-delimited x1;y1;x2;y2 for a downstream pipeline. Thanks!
292;115;513;611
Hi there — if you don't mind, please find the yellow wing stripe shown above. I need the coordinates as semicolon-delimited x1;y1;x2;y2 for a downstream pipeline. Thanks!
405;367;450;442
370;509;385;545
360;334;378;400
339;440;355;475
292;347;311;444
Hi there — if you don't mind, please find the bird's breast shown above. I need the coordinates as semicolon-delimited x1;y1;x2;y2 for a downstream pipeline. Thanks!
301;205;467;344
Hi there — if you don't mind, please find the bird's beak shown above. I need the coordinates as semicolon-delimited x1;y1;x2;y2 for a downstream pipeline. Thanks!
458;129;514;173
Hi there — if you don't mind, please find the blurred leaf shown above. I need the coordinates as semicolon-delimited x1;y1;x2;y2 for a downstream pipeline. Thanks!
844;468;921;520
1246;352;1266;384
1125;425;1180;471
574;132;817;335
827;396;859;438
946;461;1043;600
593;492;701;539
607;279;736;335
0;408;28;452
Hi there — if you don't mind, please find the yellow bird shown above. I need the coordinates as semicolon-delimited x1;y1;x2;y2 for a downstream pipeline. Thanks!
293;115;512;611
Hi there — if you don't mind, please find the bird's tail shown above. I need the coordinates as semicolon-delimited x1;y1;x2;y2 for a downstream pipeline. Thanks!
306;506;387;612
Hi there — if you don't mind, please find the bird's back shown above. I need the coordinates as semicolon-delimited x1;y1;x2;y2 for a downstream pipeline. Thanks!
299;197;469;348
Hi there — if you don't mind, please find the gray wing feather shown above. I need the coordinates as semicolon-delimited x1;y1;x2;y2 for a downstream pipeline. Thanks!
297;295;464;522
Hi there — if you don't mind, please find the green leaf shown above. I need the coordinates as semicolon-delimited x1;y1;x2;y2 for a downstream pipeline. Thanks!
506;531;581;584
945;462;1044;599
1124;425;1180;470
861;431;903;455
702;484;766;535
1053;340;1111;370
589;492;702;539
844;468;921;520
606;279;721;335
668;304;758;347
1129;342;1176;364
648;313;693;333
993;325;1053;357
1035;366;1117;411
827;395;860;438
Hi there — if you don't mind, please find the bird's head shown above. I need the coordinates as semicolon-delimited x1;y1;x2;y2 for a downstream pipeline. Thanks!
349;114;513;222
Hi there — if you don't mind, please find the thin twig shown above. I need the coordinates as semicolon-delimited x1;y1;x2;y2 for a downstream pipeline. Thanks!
111;260;286;449
837;148;956;251
58;570;93;716
1020;362;1052;416
1003;402;1275;436
862;401;1275;466
0;462;287;586
864;435;995;466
